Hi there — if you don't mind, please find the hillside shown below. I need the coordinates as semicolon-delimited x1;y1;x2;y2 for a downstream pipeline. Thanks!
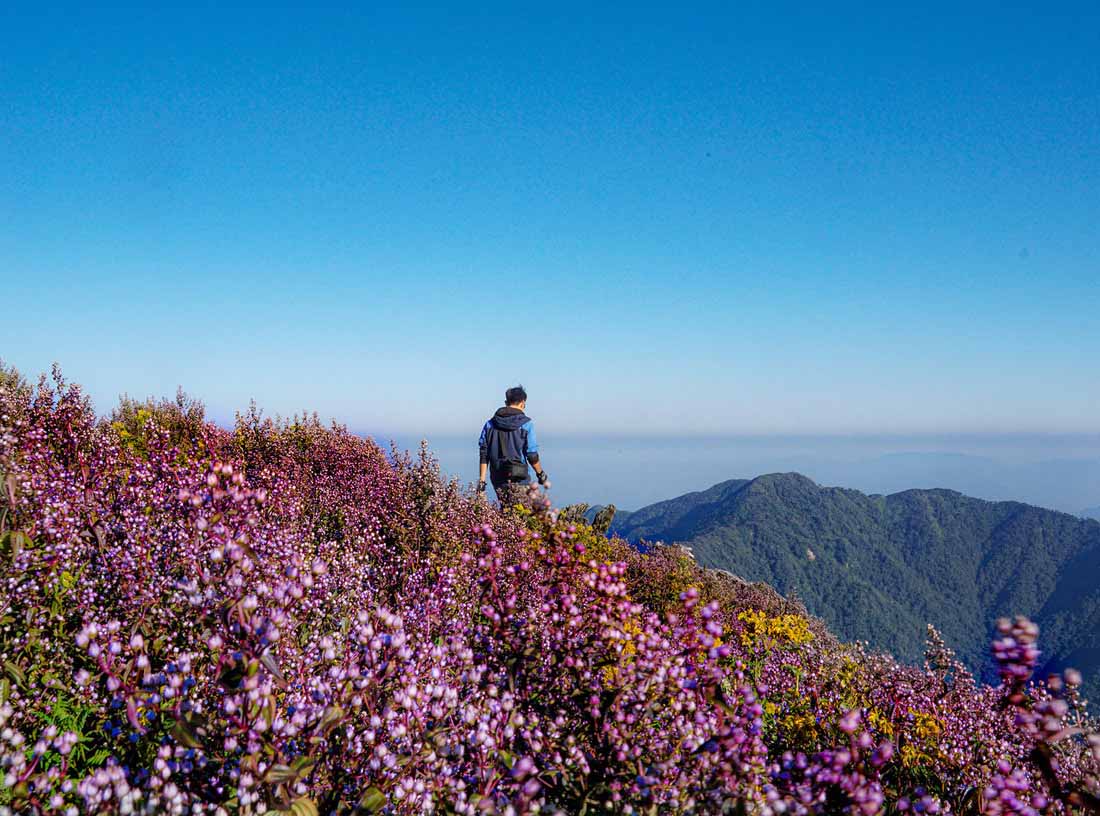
1;372;1098;813
610;472;1100;700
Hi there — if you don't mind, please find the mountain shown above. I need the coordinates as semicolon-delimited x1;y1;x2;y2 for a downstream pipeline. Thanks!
1082;506;1100;520
610;473;1100;699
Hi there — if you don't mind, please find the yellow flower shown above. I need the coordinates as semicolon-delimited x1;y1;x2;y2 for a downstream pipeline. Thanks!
899;745;928;767
782;710;818;742
912;711;943;742
620;617;642;660
867;708;894;737
737;610;814;650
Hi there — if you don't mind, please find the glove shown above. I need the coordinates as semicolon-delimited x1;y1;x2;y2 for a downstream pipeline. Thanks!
477;480;487;494
537;470;549;486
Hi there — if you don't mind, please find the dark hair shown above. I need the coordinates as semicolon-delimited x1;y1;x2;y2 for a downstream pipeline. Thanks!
505;385;527;406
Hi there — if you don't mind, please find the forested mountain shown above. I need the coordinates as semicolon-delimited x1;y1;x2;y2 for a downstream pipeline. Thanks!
1083;506;1100;520
610;473;1100;699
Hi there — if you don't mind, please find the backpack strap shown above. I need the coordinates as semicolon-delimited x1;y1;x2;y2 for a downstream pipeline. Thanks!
494;423;508;465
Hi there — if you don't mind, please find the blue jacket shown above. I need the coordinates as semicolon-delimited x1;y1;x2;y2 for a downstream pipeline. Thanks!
479;407;540;486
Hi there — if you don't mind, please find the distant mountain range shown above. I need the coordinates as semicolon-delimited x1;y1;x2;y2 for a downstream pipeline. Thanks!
1082;506;1100;520
608;473;1100;700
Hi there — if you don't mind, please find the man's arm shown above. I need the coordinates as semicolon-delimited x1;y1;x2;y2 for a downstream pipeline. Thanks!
478;423;490;492
523;421;548;484
531;457;548;485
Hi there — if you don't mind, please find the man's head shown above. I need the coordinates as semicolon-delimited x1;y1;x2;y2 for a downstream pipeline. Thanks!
505;385;527;410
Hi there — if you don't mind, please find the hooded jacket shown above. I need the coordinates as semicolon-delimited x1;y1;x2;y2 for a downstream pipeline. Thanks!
479;407;540;486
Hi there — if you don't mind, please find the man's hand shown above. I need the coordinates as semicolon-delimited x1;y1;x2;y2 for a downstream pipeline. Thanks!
477;480;487;495
537;470;549;487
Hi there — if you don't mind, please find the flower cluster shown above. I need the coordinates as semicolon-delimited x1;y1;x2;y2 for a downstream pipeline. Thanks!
0;369;1098;814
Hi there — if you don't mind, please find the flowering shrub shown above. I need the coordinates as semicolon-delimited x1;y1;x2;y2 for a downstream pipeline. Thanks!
107;387;208;462
0;369;1098;814
736;609;815;651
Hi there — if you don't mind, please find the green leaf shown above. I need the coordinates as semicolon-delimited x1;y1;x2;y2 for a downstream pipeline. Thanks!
358;788;386;812
170;717;204;749
288;797;319;816
5;473;17;507
260;650;287;687
266;763;296;784
314;704;344;737
263;696;277;728
2;530;31;561
290;756;316;778
3;660;25;687
126;698;143;732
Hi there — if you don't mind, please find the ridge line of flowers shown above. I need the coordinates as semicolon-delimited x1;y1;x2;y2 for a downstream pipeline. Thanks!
0;369;1096;814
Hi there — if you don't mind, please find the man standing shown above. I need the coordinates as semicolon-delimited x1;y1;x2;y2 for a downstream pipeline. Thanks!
478;385;548;506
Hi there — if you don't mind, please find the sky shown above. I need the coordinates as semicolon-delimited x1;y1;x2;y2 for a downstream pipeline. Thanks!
2;2;1099;440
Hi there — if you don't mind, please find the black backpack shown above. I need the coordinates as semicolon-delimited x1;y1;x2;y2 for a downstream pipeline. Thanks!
493;427;529;481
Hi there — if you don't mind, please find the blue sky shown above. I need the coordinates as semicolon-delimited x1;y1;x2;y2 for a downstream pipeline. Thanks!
3;2;1098;437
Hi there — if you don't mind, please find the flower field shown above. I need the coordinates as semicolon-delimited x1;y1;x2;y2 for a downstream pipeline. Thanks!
1;369;1098;814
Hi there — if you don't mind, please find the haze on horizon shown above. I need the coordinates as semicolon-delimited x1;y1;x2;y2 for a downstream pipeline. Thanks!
3;2;1098;439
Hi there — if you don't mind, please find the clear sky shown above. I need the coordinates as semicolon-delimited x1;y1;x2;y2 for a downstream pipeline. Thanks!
3;2;1098;437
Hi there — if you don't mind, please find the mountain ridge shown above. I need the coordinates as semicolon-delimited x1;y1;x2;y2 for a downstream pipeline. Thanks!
610;472;1100;699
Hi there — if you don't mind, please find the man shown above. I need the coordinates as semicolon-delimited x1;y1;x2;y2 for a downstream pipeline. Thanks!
478;385;549;506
